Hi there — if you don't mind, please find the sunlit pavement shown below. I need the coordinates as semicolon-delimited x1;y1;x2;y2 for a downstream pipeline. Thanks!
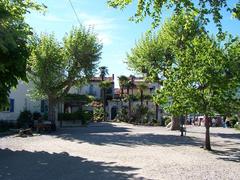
0;122;239;180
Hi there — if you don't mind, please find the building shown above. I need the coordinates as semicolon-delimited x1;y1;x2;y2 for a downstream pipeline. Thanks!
63;75;114;113
0;75;115;121
109;76;162;121
0;81;41;121
131;77;160;95
114;77;160;97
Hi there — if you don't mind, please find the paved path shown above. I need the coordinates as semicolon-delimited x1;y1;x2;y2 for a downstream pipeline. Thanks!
0;122;239;180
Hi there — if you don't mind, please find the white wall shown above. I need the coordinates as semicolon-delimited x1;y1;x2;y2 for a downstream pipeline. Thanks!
0;80;114;121
69;81;113;99
0;81;41;121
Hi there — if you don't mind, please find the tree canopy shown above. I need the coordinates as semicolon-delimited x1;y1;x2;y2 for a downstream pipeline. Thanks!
108;0;240;35
28;26;102;126
0;0;45;107
126;12;240;150
127;12;203;83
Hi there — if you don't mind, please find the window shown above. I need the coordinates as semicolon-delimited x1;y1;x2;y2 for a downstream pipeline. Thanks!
9;99;14;112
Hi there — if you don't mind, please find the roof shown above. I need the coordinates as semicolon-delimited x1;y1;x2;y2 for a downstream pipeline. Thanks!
90;77;114;82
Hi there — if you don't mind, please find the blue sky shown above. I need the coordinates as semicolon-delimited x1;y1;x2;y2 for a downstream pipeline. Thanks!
26;0;240;87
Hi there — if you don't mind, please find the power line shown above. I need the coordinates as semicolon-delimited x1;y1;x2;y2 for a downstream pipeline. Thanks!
68;0;81;26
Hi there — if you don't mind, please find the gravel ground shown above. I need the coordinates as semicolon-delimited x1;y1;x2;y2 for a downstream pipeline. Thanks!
0;122;239;180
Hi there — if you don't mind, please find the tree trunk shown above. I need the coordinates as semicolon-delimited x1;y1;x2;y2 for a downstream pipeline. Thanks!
48;96;56;131
204;115;211;150
103;89;106;121
120;87;124;108
140;90;143;107
127;88;131;120
121;88;124;97
170;116;180;130
128;99;131;120
155;104;158;122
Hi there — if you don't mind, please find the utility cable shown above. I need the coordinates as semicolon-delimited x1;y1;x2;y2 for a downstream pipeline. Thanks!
68;0;82;25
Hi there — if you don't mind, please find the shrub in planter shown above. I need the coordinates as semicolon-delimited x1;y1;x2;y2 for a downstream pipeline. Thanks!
58;113;69;121
17;110;33;128
0;121;16;132
32;112;42;120
58;112;78;121
58;110;92;125
43;113;48;120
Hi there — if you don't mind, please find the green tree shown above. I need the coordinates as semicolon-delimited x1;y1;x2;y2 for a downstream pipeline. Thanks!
108;0;240;35
124;80;132;119
137;82;148;107
118;75;129;96
28;26;102;128
126;12;240;150
99;80;112;121
225;38;240;124
127;12;204;130
99;66;109;81
0;0;45;108
28;34;65;128
99;66;109;107
118;75;131;120
158;35;240;150
129;75;136;95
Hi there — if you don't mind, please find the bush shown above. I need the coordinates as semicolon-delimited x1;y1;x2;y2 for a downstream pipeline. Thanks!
0;121;16;132
234;123;240;130
82;110;93;124
32;112;42;120
228;116;238;128
130;105;145;123
17;110;33;128
116;106;128;122
93;107;105;122
43;113;48;120
58;113;72;121
58;110;92;125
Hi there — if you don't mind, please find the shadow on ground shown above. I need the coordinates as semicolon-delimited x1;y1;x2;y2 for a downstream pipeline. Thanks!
211;148;240;163
212;133;240;140
0;148;146;180
53;123;202;147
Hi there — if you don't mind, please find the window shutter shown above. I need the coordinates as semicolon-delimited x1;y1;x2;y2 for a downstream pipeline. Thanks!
10;99;14;112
